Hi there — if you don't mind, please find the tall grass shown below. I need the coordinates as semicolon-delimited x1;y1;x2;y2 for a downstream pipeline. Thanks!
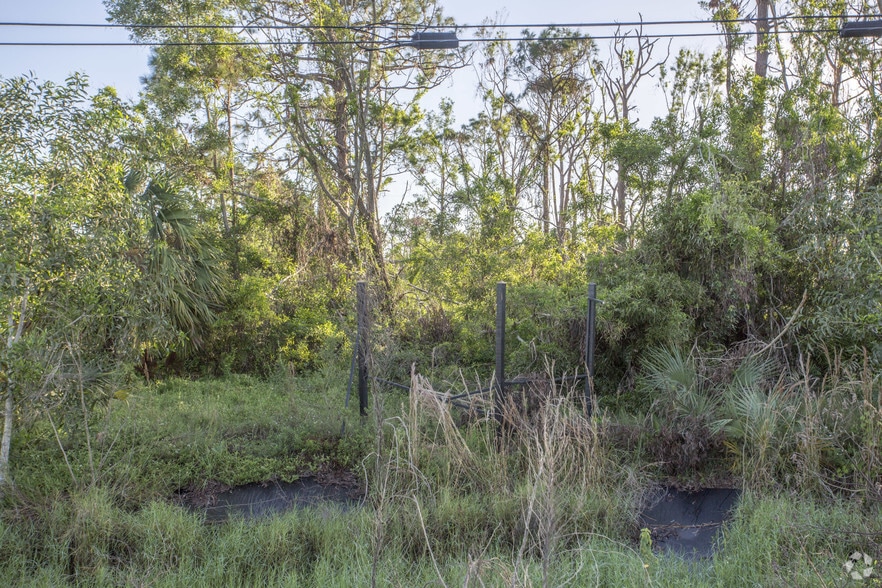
1;358;880;586
4;488;877;586
362;365;642;587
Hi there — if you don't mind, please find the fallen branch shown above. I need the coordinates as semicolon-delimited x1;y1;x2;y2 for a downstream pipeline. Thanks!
754;290;808;356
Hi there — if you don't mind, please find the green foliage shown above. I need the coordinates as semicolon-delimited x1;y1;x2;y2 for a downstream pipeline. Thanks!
126;171;227;363
635;347;728;477
0;75;140;351
381;225;611;384
202;276;288;377
639;180;785;347
718;357;793;489
86;0;881;395
0;74;146;484
5;0;882;580
586;257;703;405
2;371;881;586
796;189;882;368
627;342;882;495
199;264;353;377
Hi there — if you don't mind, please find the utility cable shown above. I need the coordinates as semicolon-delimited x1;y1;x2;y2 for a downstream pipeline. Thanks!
0;27;860;47
2;12;878;48
0;13;879;31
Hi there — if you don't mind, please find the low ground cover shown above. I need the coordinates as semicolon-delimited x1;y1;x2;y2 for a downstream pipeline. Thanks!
0;360;879;586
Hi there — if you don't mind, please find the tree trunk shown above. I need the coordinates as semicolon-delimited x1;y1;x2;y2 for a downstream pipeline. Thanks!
541;146;550;234
332;76;349;234
557;158;571;244
214;153;230;234
615;161;627;228
755;0;770;79
0;386;12;487
207;98;230;235
226;88;240;278
831;61;843;108
1;282;27;488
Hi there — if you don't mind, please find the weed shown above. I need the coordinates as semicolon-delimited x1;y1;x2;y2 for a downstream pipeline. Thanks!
1;358;880;586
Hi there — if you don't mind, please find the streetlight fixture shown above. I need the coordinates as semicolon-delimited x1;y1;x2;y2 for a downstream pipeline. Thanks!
407;31;459;50
840;19;882;38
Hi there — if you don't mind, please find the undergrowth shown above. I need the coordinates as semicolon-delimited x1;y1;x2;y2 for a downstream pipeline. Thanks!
0;351;879;586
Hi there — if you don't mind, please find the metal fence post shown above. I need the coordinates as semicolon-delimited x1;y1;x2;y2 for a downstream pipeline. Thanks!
357;281;369;417
585;282;597;417
494;282;506;433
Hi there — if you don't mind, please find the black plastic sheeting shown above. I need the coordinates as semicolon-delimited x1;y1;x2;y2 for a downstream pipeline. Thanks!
639;487;741;559
186;477;363;523
185;477;741;557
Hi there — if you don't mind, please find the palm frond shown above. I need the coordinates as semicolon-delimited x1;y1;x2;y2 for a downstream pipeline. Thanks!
130;169;227;353
641;346;697;394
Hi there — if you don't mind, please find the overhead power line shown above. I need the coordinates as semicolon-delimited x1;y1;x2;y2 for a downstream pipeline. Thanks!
0;27;858;47
0;13;879;48
0;13;880;32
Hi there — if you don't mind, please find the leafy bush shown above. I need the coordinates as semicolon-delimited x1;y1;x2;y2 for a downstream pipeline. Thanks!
588;256;703;406
200;266;354;377
200;275;291;376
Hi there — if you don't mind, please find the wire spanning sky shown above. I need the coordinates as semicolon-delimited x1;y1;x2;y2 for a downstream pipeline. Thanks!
0;0;716;101
0;2;873;122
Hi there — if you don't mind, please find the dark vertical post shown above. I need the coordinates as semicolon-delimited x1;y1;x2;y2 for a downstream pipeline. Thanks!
585;282;597;417
494;282;506;432
357;281;369;417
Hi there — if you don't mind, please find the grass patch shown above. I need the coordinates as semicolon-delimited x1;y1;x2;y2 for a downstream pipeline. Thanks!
7;372;370;505
4;493;876;586
0;359;880;586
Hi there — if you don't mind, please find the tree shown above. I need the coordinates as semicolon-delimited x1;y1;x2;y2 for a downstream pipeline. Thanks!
245;0;463;285
396;99;466;242
0;75;141;486
598;25;667;233
754;0;771;79
105;0;263;278
512;28;597;243
0;73;230;485
125;171;227;376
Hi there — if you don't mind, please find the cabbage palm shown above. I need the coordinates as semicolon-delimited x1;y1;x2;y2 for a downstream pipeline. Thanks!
641;346;725;431
720;357;795;487
125;171;226;359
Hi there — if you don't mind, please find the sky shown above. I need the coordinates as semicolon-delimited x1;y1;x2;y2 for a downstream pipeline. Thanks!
1;0;718;115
